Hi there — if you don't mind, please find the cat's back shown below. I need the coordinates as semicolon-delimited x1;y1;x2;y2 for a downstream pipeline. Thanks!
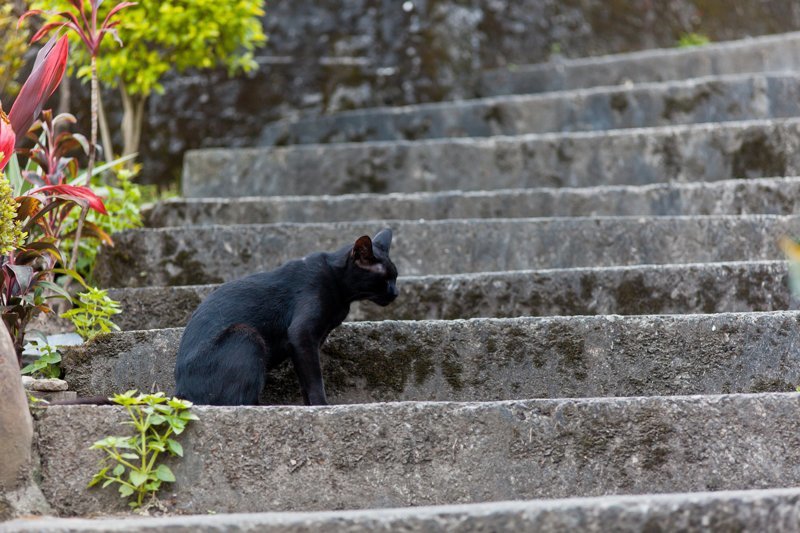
181;254;328;340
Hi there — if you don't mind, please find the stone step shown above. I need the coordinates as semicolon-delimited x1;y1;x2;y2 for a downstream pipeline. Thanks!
63;311;800;404
33;393;800;516
480;31;800;96
94;215;798;288
183;118;800;197
259;73;800;147
149;176;800;227
109;261;791;331
8;488;800;532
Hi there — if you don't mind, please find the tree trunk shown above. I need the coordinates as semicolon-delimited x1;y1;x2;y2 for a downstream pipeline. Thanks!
120;83;147;162
97;90;115;162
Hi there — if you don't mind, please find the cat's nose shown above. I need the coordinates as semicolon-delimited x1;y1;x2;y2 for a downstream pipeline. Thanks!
388;281;398;299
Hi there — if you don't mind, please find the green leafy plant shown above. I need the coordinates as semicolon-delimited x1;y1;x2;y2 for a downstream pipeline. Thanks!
677;32;711;48
33;0;266;159
60;282;121;340
88;391;198;509
20;336;62;378
1;34;113;364
2;108;109;363
0;3;29;99
64;164;144;280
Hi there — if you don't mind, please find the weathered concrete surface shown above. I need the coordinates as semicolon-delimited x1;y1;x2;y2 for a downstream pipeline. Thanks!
0;324;49;520
110;261;792;330
32;394;800;515
183;118;800;197
109;285;214;331
133;3;800;186
150;177;800;227
62;312;800;404
260;73;800;146
94;215;800;288
8;488;800;532
481;31;800;96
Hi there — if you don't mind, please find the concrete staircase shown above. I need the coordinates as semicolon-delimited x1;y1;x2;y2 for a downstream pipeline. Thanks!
12;32;800;531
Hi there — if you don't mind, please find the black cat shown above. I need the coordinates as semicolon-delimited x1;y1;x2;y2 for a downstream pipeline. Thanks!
174;228;398;406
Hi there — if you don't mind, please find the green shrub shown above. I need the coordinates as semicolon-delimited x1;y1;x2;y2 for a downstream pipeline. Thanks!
88;391;198;509
677;32;711;48
0;4;29;99
20;338;62;379
60;285;121;340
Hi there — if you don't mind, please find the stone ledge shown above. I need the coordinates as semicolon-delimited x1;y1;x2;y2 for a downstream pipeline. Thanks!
94;215;800;287
481;31;800;96
182;118;800;197
8;488;800;532
148;177;800;227
259;73;800;146
109;261;792;330
62;312;800;404
31;394;800;516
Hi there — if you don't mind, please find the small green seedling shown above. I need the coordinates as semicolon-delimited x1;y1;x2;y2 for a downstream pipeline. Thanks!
88;391;198;509
20;338;62;379
60;285;121;340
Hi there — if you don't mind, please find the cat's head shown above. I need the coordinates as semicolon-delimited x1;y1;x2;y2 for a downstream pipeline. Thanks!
347;228;398;306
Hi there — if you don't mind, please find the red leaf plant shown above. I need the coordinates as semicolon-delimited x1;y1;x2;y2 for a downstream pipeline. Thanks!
21;0;137;56
20;0;135;271
7;34;69;148
1;31;110;364
0;104;14;171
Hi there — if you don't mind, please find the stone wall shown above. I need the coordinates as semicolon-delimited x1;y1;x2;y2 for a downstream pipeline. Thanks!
117;0;800;185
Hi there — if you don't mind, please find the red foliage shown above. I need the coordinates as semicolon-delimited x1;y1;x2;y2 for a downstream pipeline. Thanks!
7;35;69;145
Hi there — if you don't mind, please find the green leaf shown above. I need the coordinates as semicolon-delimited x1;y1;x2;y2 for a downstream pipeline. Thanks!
38;280;73;302
166;439;183;457
119;485;135;498
155;464;175;483
112;464;125;477
102;478;115;488
149;414;166;425
180;411;200;421
5;153;28;196
87;467;109;488
72;153;138;184
119;453;139;460
168;398;193;410
129;470;147;487
91;436;121;448
20;363;39;375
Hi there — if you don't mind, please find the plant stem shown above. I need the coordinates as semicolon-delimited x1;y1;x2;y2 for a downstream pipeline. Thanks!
67;55;99;272
87;55;98;186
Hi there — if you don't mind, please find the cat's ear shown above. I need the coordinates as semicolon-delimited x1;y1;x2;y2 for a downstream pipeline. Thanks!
352;235;385;273
353;235;376;263
372;228;393;252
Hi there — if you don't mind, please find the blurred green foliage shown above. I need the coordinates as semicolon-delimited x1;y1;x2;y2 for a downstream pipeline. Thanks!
0;3;29;99
677;32;711;48
33;0;267;97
